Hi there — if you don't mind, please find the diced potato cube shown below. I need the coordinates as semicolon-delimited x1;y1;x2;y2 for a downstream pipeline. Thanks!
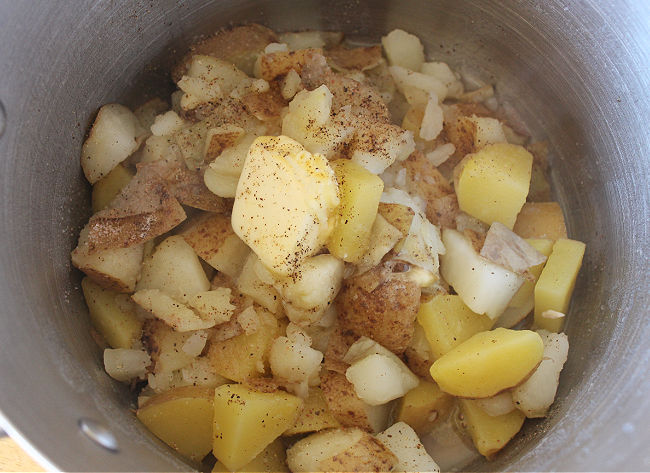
395;380;454;434
137;386;214;461
468;116;507;149
459;399;525;458
206;309;281;382
212;384;302;471
136;236;210;304
91;164;134;212
534;238;586;332
381;29;425;71
440;228;524;319
284;388;341;436
376;422;440;473
180;213;250;279
144;321;199;375
513;202;568;240
204;133;258;199
327;159;384;262
417;294;494;358
286;427;397;473
269;336;323;386
454;143;533;229
236;253;282;314
232;136;340;276
81;277;142;349
429;328;544;398
212;439;288;472
378;202;416;236
81;104;144;184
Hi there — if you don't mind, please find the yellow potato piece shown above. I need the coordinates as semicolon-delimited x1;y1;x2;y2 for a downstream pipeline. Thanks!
417;295;494;359
327;159;384;262
136;386;214;461
396;380;454;434
534;238;586;332
284;387;340;436
213;384;302;471
429;328;544;398
454;143;533;229
212;439;288;472
81;277;142;349
91;163;134;212
460;399;525;458
513;202;568;240
206;310;281;382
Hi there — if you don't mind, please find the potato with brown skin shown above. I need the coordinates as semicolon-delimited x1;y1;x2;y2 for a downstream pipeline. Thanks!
240;81;288;121
320;370;378;433
378;202;416;236
326;45;383;72
323;326;357;374
513;202;567;240
256;48;324;81
287;427;397;473
337;263;421;354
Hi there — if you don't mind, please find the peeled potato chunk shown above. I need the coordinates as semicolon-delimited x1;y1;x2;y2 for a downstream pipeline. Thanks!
534;238;586;332
460;398;525;458
395;380;454;434
376;422;440;473
286;427;397;473
212;439;288;472
327;159;384;262
417;294;494;359
136;386;214;461
513;202;568;240
91;163;134;212
212;384;302;471
429;328;544;398
284;387;340;436
454;143;533;229
381;29;425;71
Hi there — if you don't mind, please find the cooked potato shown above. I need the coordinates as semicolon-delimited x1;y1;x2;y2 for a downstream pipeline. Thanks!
91;164;134;212
255;48;323;80
349;121;415;174
81;277;142;349
326;45;383;72
137;386;214;461
180;213;250;279
421;61;464;98
132;289;214;332
513;202;568;240
134;97;169;131
320;370;391;433
206;308;281;382
204;133;258;198
269;336;323;392
403;150;453;204
479;222;547;275
178;55;248;110
355;214;403;273
534;238;586;332
286;427;397;473
430;328;544;398
236;253;283;314
395;380;453;434
327;159;384;262
103;348;150;382
381;29;425;71
213;439;288;472
389;66;447;106
81;104;144;184
376;422;440;472
377;202;416;236
337;264;421;354
440;228;524;319
142;320;201;375
150;110;185;136
278;30;343;50
284;388;341;436
473;391;517;417
417;295;493;359
460;398;525;458
454;143;533;229
213;384;302;471
231;136;340;276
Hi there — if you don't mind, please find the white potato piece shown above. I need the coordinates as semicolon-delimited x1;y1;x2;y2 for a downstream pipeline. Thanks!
480;222;547;275
389;66;447;106
421;61;464;98
134;97;168;131
136;236;210;304
132;289;217;332
350;122;415;174
356;214;403;274
426;142;456;167
180;357;229;389
204;133;258;198
150;111;185;136
139;135;182;164
343;337;419;406
471;116;507;148
104;348;150;382
419;93;444;141
270;336;323;396
440;228;525;319
236;253;283;314
178;55;248;110
474;391;517;417
376;422;440;473
286;427;397;473
81;104;144;184
186;288;235;325
512;331;569;418
381;29;425;71
281;69;303;100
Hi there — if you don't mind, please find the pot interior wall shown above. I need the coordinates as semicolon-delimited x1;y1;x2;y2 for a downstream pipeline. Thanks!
0;0;648;471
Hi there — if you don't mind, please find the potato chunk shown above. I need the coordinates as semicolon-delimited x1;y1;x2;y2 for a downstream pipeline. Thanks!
212;384;302;471
286;427;397;473
381;29;425;71
417;295;493;359
213;439;288;472
534;238;586;332
91;164;134;212
232;136;340;276
513;202;567;240
429;328;544;398
327;159;384;262
284;388;341;436
81;277;142;349
136;386;214;461
454;143;533;229
376;422;440;473
460;399;525;458
395;380;453;434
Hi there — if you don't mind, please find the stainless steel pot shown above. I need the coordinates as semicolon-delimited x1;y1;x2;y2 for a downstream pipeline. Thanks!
0;1;648;471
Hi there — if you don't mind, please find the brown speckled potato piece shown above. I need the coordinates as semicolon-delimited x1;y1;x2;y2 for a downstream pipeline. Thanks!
320;370;375;432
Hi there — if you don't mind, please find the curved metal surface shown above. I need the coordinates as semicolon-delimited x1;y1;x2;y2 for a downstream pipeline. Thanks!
0;1;648;471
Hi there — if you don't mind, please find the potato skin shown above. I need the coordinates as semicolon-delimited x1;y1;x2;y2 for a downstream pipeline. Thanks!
320;370;375;432
336;264;421;354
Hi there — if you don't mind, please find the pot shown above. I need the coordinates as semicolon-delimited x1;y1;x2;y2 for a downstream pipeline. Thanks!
0;1;648;471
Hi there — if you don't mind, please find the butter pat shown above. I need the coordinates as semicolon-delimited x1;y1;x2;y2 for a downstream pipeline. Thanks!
232;136;340;276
